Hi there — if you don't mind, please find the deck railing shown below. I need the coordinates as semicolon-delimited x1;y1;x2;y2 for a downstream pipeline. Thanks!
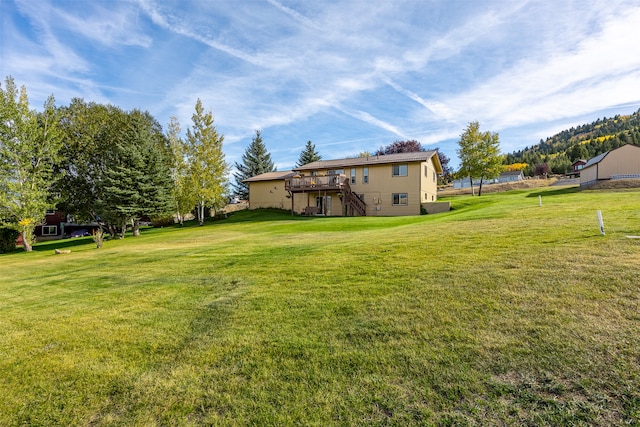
285;174;347;192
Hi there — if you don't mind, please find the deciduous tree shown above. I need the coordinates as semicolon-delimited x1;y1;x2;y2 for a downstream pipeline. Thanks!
167;116;195;225
456;121;502;196
185;99;228;226
0;76;63;251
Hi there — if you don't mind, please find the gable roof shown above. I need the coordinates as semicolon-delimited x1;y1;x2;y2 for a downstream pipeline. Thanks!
243;171;295;182
294;151;443;173
583;151;609;169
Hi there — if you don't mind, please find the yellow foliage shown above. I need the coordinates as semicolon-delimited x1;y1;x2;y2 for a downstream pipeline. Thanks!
504;163;528;171
18;218;36;228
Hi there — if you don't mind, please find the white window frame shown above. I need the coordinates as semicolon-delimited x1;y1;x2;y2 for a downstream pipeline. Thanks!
392;193;408;206
392;164;408;177
350;168;356;184
42;225;57;236
363;167;369;184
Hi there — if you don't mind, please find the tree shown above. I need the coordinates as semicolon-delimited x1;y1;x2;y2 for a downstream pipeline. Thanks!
297;140;321;167
534;163;551;177
233;130;275;200
56;100;173;237
375;139;424;155
167;116;195;225
0;77;63;251
456;121;502;196
374;140;452;184
185;99;228;226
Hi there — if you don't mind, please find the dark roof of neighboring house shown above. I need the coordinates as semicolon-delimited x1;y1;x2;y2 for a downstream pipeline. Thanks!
243;171;295;182
572;159;587;165
294;151;442;173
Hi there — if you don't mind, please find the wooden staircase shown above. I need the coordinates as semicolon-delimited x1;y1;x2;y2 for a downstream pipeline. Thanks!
341;179;366;216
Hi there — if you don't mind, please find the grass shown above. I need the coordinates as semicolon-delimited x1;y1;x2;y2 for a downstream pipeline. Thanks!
1;186;640;426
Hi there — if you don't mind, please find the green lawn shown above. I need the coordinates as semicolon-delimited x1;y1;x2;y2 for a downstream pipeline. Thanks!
1;186;639;426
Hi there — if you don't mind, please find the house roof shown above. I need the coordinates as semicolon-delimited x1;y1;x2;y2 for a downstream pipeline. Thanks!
572;159;587;165
500;171;524;177
583;151;609;169
294;151;443;173
243;171;295;182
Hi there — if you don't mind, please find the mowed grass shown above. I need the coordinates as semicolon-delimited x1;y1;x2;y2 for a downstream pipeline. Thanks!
1;186;639;426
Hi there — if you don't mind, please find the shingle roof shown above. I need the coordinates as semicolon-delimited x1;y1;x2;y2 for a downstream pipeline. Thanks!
293;151;442;173
243;171;295;182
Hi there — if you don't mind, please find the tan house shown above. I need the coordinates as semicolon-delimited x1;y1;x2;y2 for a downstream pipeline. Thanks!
246;151;443;216
580;144;640;186
244;171;296;210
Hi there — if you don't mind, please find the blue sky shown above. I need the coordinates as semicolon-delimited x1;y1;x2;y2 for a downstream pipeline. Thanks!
2;0;640;170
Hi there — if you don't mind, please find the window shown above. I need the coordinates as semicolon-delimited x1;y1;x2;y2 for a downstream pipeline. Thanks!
392;164;408;177
42;225;57;236
328;169;344;175
363;167;369;184
350;168;356;184
392;193;408;206
433;171;436;182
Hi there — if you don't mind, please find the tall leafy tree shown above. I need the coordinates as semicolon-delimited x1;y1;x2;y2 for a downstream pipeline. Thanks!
296;140;321;167
0;76;63;251
185;99;228;226
57;100;173;237
456;121;502;196
233;130;275;200
167;116;195;225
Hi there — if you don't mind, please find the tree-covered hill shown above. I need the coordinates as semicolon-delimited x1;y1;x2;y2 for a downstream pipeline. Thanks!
505;108;640;175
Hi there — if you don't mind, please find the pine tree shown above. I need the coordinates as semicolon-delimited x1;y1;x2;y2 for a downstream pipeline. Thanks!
233;130;275;200
296;140;321;167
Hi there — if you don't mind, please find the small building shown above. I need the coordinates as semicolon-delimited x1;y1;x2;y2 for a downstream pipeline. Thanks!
580;144;640;186
452;171;523;189
566;159;587;177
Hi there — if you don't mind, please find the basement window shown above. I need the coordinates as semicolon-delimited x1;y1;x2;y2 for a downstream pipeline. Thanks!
392;193;408;206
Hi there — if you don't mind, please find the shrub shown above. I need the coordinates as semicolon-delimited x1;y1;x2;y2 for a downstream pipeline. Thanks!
0;228;19;254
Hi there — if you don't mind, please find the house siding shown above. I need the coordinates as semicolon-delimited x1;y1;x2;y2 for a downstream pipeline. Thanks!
580;144;640;186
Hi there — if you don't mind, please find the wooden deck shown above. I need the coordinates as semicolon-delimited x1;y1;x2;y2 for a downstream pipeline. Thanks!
285;174;346;192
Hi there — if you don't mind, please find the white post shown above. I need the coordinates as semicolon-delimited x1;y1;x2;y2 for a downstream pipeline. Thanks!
538;195;542;207
597;210;605;235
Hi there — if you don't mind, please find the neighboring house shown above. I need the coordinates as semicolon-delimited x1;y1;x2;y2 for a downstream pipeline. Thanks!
580;144;640;187
246;151;443;216
244;171;295;210
34;209;66;239
452;171;523;189
566;159;587;177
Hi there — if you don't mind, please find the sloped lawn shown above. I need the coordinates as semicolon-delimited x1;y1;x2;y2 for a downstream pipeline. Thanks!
1;186;639;426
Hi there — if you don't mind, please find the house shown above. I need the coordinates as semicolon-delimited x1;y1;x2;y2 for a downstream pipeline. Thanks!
580;144;640;187
245;151;443;216
244;171;296;210
566;159;587;177
452;171;523;189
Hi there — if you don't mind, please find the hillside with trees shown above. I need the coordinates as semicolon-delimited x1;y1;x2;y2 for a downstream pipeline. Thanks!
504;108;640;175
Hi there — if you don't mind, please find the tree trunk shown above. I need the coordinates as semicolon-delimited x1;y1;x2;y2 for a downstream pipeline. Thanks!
21;230;32;252
133;220;140;237
478;177;484;196
469;176;475;196
198;202;205;226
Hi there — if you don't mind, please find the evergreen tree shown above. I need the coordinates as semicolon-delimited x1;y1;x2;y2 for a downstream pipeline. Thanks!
185;99;228;226
233;130;275;200
0;76;63;251
297;140;321;167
